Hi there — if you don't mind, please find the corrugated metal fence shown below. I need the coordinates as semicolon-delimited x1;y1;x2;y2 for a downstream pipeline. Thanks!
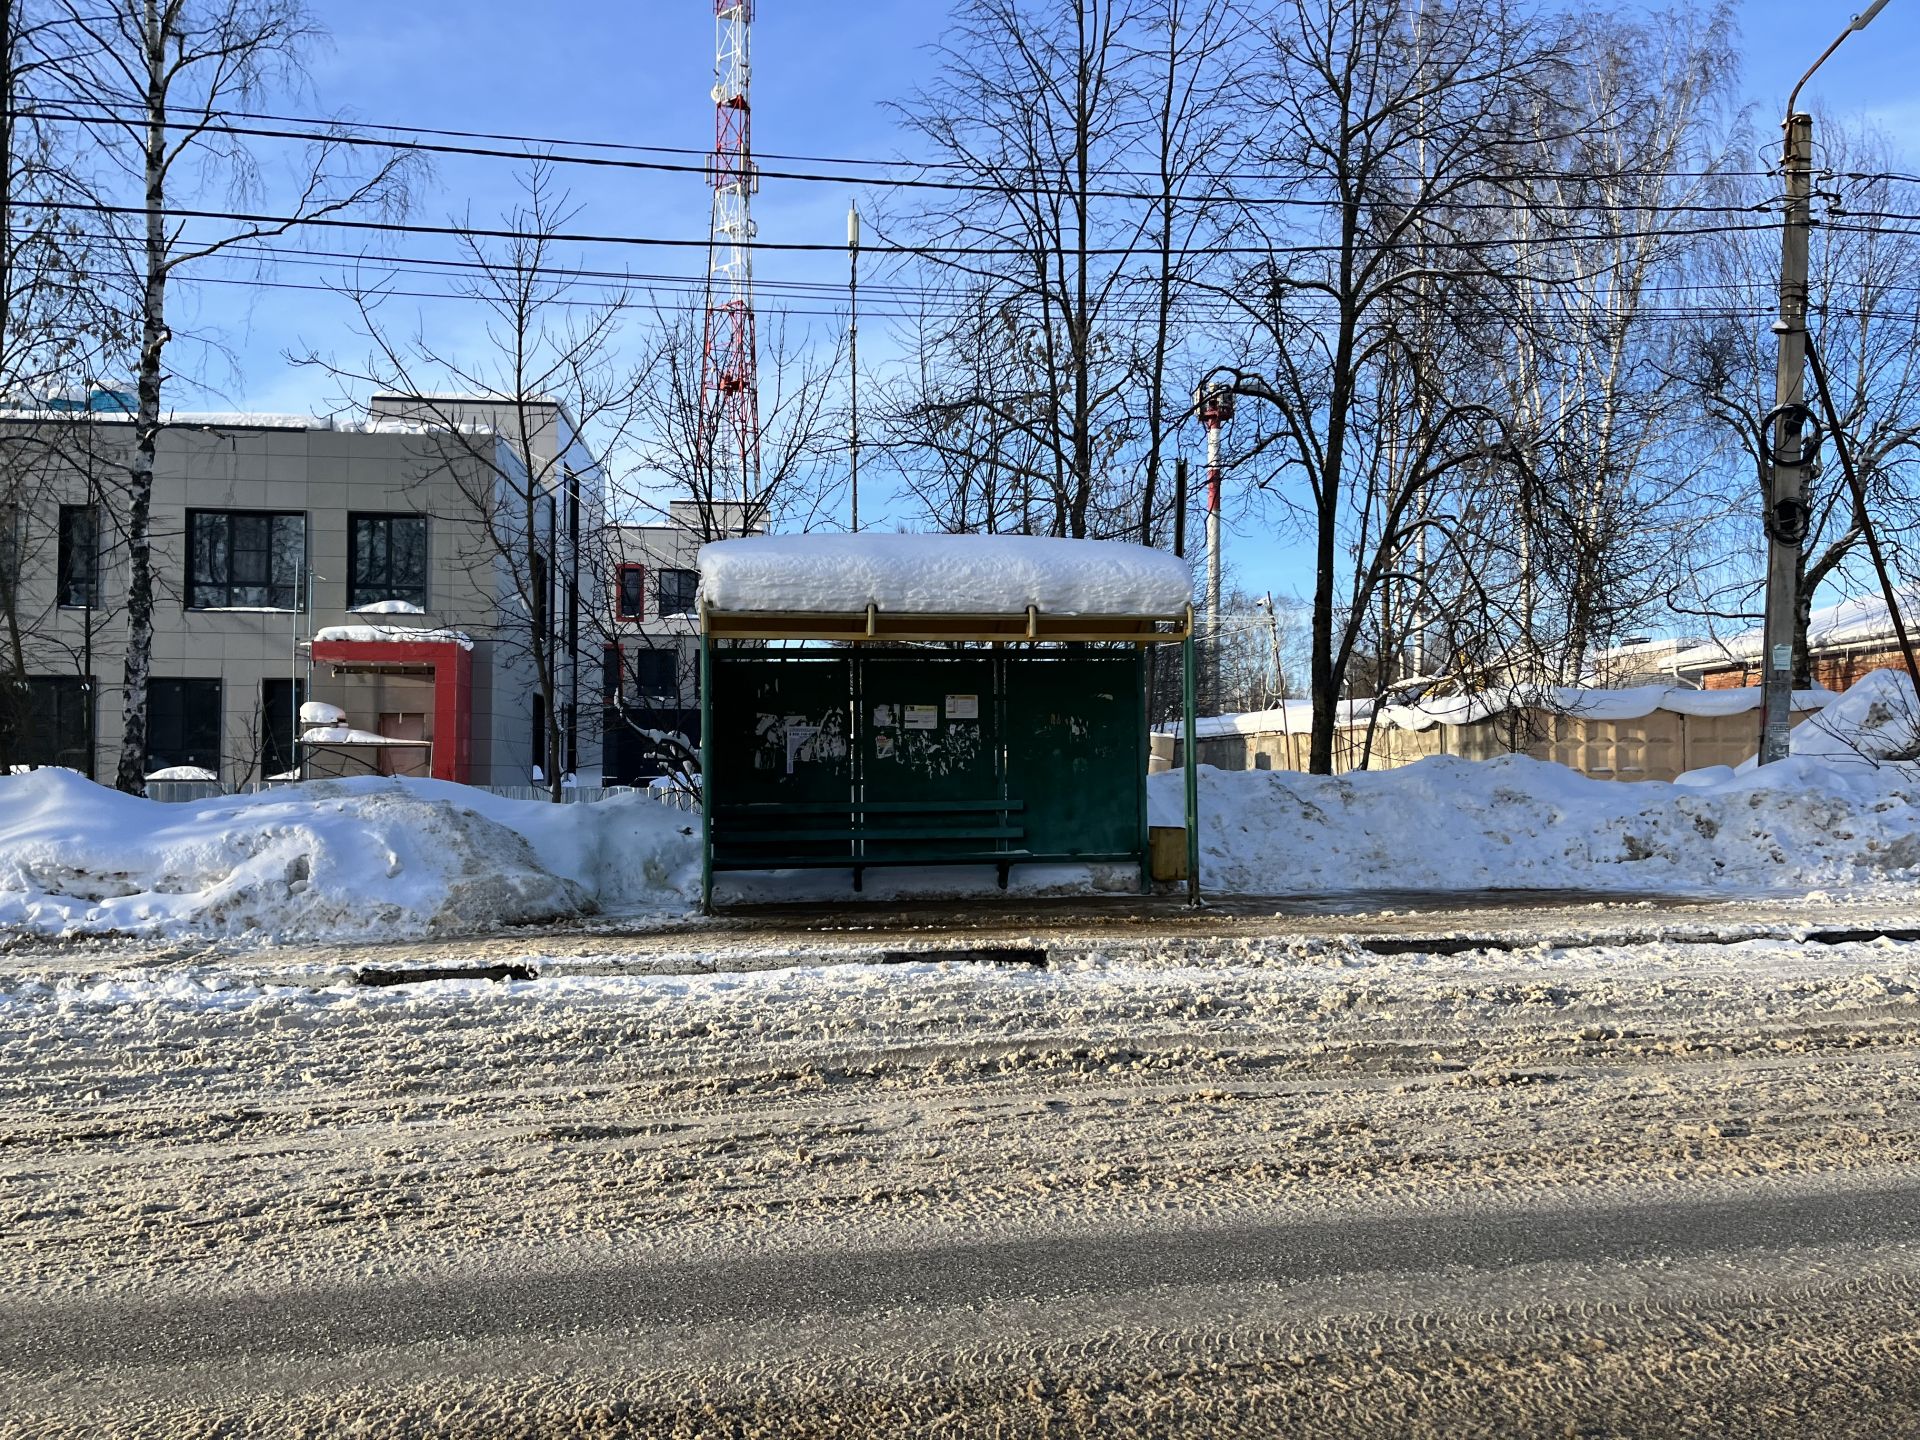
1153;702;1823;783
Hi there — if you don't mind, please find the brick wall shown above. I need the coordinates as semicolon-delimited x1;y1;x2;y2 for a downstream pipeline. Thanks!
1701;647;1911;692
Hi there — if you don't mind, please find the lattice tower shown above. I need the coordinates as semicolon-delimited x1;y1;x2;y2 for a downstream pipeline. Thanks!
700;0;760;528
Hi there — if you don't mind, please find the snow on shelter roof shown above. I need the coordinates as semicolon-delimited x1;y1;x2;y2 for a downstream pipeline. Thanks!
699;534;1193;623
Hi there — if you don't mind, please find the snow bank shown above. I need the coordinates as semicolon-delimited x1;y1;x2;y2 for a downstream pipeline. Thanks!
699;533;1192;617
0;772;699;943
1154;752;1920;894
1786;668;1919;764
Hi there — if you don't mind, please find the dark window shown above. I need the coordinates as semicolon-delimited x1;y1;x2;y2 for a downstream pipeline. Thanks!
657;568;697;617
616;564;645;621
0;505;19;597
347;513;427;609
632;648;676;697
187;511;304;610
531;550;549;647
57;505;99;608
602;645;623;702
146;678;222;775
532;692;548;772
10;677;91;771
261;677;305;780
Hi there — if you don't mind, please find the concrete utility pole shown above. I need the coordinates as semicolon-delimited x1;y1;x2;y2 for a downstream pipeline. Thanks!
1759;112;1814;765
848;200;860;533
1196;382;1234;709
1759;0;1892;764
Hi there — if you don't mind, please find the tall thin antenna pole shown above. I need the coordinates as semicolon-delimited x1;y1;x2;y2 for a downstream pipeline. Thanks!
699;1;760;537
848;200;860;533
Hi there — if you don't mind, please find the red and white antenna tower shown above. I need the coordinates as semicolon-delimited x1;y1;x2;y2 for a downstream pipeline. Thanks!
700;0;760;534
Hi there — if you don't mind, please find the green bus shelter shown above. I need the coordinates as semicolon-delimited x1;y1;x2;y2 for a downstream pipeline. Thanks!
694;534;1198;912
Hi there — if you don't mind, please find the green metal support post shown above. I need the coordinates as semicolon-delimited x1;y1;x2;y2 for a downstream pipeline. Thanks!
1182;632;1200;905
1136;646;1150;894
699;633;714;915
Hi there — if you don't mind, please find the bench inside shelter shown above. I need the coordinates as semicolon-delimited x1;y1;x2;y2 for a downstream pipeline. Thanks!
711;798;1029;889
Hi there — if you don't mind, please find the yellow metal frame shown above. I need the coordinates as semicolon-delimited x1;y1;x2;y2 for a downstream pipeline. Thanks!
701;601;1194;647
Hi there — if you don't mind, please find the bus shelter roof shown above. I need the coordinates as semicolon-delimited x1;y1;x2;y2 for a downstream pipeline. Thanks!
697;533;1194;645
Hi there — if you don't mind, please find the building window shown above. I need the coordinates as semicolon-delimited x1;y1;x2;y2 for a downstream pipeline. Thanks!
616;564;646;621
602;644;624;703
57;505;99;608
186;511;304;610
10;676;91;772
347;513;427;609
0;505;18;598
260;677;305;780
657;568;697;618
632;647;676;698
146;678;222;775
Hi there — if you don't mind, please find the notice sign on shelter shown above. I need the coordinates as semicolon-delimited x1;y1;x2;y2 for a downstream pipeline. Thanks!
904;705;938;731
945;694;980;721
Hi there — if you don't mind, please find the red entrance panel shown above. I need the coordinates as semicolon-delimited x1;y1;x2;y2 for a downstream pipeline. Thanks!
308;638;474;784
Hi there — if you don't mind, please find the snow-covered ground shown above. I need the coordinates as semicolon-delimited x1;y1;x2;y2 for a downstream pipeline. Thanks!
6;904;1920;1435
1;670;1914;945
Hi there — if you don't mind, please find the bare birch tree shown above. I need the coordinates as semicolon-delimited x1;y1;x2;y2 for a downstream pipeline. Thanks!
0;0;128;773
1487;1;1740;681
34;0;410;793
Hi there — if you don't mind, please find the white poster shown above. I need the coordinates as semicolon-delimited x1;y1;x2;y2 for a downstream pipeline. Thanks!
783;724;820;775
872;704;898;728
945;694;980;721
904;704;938;731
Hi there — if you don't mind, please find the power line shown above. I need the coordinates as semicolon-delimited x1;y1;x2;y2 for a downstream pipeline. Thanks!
44;99;1805;186
147;231;1919;306
46;101;1920;214
14;195;1797;259
49;256;1861;331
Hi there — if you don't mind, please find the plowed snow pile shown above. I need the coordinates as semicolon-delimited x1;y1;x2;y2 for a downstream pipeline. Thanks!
0;772;699;942
1155;750;1920;894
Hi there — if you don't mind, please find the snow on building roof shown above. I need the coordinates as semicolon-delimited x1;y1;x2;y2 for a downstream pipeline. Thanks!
698;533;1193;618
1168;684;1835;739
300;724;430;747
349;600;428;616
1670;588;1920;669
0;408;499;436
313;624;475;651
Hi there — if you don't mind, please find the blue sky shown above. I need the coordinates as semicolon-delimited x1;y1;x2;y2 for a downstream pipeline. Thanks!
157;0;1920;613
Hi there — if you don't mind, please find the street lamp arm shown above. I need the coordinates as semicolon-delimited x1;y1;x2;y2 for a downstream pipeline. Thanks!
1788;2;1892;121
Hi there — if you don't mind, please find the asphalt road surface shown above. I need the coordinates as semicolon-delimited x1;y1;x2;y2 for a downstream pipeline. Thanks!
7;899;1920;1436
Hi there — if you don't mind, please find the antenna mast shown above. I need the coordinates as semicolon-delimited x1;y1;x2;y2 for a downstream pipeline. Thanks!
700;0;760;536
